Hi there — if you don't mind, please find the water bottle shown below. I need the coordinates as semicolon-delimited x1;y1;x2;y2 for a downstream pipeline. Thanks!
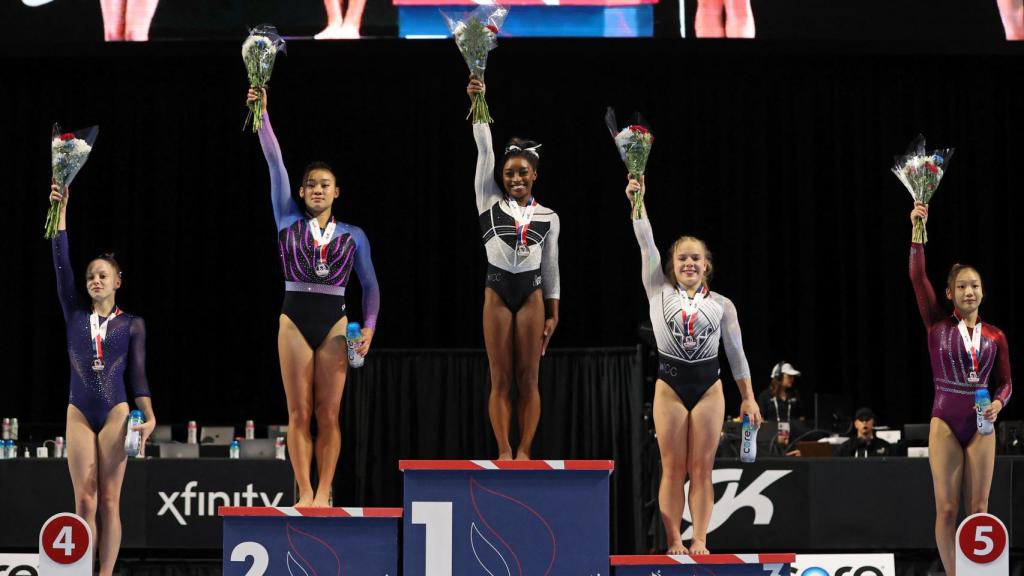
0;439;7;459
187;420;198;444
275;437;286;460
55;436;65;458
976;389;995;436
346;322;365;368
124;410;144;457
8;440;17;459
2;418;9;440
10;418;18;441
245;420;255;440
229;439;240;459
740;414;757;463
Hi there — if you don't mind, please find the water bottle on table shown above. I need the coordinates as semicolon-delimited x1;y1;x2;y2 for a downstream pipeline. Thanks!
229;439;240;459
125;410;145;457
346;322;365;368
976;389;995;436
740;413;757;463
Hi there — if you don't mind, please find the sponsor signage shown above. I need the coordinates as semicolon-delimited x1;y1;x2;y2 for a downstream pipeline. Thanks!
792;554;896;576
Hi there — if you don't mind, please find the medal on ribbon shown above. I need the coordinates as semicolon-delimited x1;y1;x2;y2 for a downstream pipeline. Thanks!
309;216;336;279
955;313;983;384
90;306;121;372
508;196;537;258
677;284;707;351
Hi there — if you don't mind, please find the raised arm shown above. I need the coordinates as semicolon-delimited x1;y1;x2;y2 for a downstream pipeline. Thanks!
468;78;502;213
249;88;303;231
49;184;76;321
628;177;666;299
720;295;761;427
908;203;945;328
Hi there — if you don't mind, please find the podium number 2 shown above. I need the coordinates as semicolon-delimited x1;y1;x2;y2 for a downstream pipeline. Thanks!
411;502;453;576
231;542;269;576
53;526;76;556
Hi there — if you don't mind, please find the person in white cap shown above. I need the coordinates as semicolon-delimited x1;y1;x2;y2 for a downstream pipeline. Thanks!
757;361;804;448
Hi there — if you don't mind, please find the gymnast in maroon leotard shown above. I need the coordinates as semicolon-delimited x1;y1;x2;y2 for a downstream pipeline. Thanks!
908;202;1012;576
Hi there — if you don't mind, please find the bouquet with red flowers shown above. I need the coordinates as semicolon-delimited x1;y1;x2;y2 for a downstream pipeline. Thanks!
892;134;954;244
441;4;508;124
606;108;655;220
44;123;99;239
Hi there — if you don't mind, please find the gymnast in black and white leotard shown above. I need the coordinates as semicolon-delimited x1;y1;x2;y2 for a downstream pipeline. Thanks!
627;176;760;556
467;76;560;461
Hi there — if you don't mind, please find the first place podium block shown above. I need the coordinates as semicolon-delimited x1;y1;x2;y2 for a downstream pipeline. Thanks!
611;554;795;576
220;506;402;576
401;460;614;576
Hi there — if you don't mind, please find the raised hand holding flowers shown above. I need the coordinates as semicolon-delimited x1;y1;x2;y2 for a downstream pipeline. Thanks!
606;108;655;220
45;123;98;239
892;134;954;244
442;4;508;124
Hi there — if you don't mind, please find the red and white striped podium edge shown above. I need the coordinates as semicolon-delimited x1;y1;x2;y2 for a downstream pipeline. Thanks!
399;459;614;471
218;507;403;518
611;554;795;565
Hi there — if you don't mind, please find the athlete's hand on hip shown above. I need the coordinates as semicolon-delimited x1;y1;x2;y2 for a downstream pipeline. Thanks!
910;202;928;225
541;317;558;356
246;87;268;112
356;327;374;357
741;399;763;429
467;75;485;99
985;399;1003;422
625;175;645;201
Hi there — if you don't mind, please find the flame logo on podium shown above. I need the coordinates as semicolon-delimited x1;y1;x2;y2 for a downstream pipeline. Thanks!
284;523;342;576
468;477;557;576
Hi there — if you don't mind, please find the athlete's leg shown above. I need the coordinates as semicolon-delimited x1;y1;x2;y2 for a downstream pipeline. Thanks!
685;381;724;554
653;380;691;554
695;0;725;38
483;288;516;459
311;316;349;507
929;417;965;576
95;403;130;576
279;314;316;505
512;290;545;460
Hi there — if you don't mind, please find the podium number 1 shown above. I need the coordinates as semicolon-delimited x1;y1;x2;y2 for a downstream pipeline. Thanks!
411;502;453;576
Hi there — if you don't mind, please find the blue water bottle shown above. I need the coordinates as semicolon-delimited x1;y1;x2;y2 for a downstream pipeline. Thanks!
124;410;144;457
740;414;757;463
976;389;995;436
229;439;240;459
346;322;365;368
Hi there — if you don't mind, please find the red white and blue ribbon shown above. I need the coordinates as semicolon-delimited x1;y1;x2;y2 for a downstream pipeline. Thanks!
90;306;121;366
308;216;337;268
676;283;708;342
507;196;537;253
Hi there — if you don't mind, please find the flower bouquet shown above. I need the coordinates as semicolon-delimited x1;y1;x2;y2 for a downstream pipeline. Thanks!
892;134;954;244
44;123;99;239
606;108;654;220
242;24;286;132
441;4;508;124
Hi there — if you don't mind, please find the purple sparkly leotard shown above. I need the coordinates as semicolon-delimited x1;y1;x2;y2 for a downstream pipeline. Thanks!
910;242;1012;447
258;112;380;348
52;231;150;433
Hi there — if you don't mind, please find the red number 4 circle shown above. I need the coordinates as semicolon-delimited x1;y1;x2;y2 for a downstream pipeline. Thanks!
958;514;1007;564
42;515;90;565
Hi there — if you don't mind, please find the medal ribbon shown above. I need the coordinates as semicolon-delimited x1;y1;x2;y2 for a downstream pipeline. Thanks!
90;306;122;363
676;284;708;342
309;216;337;268
955;313;982;378
508;197;537;252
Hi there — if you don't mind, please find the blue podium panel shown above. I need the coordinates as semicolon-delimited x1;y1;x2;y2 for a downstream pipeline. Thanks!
220;507;401;576
611;554;795;576
397;6;654;38
401;460;613;576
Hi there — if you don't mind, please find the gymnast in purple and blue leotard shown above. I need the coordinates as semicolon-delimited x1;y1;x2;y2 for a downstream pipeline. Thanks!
908;202;1012;576
250;87;380;507
49;183;156;576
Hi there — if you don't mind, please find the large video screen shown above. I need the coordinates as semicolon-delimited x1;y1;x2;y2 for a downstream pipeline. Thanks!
4;0;1022;41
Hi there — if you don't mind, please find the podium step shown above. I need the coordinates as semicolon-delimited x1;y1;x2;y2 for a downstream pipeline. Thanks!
220;507;401;576
611;554;795;575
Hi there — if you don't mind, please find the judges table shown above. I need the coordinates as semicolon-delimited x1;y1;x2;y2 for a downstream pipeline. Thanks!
1;457;1022;551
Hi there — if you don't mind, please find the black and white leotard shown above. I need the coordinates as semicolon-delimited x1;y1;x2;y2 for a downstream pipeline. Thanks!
473;124;560;312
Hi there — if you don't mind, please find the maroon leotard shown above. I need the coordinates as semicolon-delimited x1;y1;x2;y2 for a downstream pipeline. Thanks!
910;242;1012;447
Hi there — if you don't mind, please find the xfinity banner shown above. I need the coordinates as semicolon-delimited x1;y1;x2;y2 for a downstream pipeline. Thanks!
793;554;896;576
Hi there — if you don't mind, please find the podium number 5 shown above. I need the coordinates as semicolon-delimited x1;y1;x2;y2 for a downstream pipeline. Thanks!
231;542;269;576
53;526;76;556
973;526;994;556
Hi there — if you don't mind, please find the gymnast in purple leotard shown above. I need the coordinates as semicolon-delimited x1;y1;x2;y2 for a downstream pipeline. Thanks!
49;183;156;576
908;202;1012;576
248;87;380;507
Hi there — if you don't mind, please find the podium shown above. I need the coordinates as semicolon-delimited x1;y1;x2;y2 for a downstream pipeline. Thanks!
219;507;401;576
401;460;613;576
393;0;656;38
611;554;795;575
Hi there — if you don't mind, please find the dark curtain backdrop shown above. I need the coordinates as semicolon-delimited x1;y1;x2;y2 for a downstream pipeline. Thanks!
3;40;1023;484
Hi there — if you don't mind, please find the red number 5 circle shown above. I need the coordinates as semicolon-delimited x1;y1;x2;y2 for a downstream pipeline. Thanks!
42;515;90;565
958;514;1007;564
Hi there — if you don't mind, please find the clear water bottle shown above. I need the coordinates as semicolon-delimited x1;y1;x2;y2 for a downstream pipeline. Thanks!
275;437;286;460
2;418;9;440
229;439;240;459
245;420;255;440
346;322;365;368
187;420;198;444
0;439;7;459
976;389;995;436
55;436;65;458
740;414;757;463
125;410;145;457
7;440;17;459
10;418;18;441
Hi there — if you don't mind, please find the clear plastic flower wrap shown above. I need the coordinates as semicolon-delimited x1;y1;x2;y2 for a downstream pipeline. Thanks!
45;123;99;239
606;108;654;220
441;4;508;124
242;24;286;132
891;134;954;244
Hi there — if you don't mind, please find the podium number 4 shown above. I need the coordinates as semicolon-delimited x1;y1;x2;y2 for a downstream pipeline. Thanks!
53;527;76;556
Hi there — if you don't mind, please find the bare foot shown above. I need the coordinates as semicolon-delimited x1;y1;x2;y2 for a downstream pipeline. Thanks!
311;494;332;508
295;495;314;508
338;25;360;39
666;540;689;555
514;450;531;461
314;25;347;40
497;449;513;460
688;538;709;555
